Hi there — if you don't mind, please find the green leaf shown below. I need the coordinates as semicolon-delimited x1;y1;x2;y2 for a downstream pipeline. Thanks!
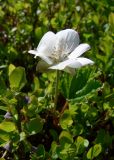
0;130;10;142
75;136;89;154
49;129;58;141
81;104;89;112
75;79;101;98
95;129;112;147
35;27;42;40
71;124;84;136
36;144;45;158
33;76;40;91
59;131;73;146
60;73;72;98
50;141;58;159
0;138;6;147
69;68;101;99
0;77;7;95
69;68;90;98
0;6;5;18
0;106;7;111
87;144;102;159
60;110;73;129
8;64;15;76
20;132;26;141
87;107;98;119
25;117;43;135
9;66;27;90
0;121;16;132
109;12;114;31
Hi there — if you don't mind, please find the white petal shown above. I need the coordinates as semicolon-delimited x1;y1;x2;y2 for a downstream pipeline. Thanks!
49;61;76;74
28;50;37;55
28;50;53;64
49;59;81;70
49;57;94;71
68;43;90;59
67;60;82;68
37;31;56;56
55;29;79;55
76;57;94;66
38;54;53;64
49;59;71;70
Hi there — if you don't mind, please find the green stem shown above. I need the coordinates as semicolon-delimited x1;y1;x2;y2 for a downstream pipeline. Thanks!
54;70;59;108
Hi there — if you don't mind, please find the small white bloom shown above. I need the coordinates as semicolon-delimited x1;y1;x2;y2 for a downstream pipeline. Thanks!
29;29;94;74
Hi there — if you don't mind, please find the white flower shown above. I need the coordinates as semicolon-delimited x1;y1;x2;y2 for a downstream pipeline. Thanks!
28;29;94;74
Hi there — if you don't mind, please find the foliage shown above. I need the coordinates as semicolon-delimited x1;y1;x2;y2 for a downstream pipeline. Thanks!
0;0;114;159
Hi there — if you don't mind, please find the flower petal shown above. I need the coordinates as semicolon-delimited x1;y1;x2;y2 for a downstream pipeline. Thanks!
28;50;37;55
49;57;94;71
68;43;90;59
49;59;81;70
76;57;94;66
38;54;53;64
37;31;56;56
55;29;79;55
28;50;53;64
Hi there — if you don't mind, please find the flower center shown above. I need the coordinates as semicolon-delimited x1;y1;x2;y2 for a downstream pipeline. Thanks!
49;41;68;63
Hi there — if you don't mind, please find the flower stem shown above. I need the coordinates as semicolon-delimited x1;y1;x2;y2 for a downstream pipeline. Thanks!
54;70;59;108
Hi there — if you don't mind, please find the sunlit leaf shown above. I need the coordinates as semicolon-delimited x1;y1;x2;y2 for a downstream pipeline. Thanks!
59;131;73;146
8;64;15;76
9;66;27;90
60;110;73;129
0;121;16;132
87;144;102;159
75;136;89;154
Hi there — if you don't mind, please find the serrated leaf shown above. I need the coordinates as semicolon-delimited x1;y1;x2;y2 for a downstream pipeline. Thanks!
69;68;90;98
75;79;101;98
